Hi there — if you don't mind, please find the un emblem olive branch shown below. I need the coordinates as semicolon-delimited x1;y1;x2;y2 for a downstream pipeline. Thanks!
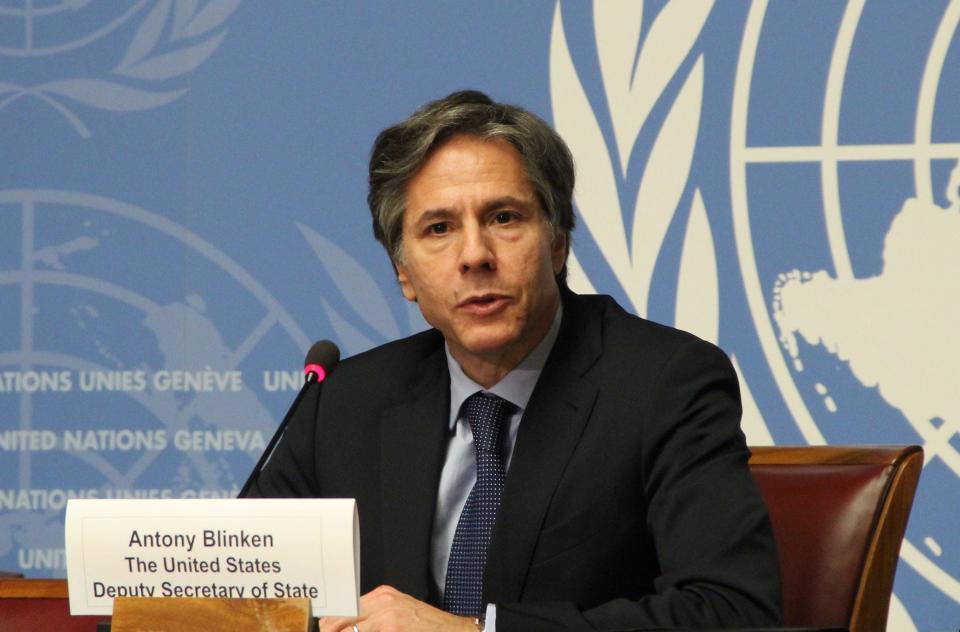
0;0;240;138
549;0;718;341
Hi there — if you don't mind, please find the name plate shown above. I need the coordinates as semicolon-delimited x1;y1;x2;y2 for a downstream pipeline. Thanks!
65;498;359;616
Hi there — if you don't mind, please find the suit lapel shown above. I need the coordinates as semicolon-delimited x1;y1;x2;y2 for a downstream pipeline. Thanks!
379;344;449;600
485;292;603;604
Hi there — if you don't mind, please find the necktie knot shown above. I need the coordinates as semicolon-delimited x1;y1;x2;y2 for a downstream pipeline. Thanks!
463;392;510;455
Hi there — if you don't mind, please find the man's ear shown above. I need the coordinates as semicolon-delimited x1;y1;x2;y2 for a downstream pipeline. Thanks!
551;232;568;276
395;261;417;302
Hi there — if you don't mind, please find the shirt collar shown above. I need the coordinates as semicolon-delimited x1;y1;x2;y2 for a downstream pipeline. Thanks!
445;302;563;429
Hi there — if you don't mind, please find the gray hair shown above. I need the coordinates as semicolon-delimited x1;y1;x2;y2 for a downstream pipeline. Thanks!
367;90;576;285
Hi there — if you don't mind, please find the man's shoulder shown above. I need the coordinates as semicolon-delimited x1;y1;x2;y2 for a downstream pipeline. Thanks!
566;291;731;370
569;291;712;348
310;328;446;420
329;328;444;384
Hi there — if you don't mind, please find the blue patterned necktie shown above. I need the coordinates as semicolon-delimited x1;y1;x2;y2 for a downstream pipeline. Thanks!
442;392;511;617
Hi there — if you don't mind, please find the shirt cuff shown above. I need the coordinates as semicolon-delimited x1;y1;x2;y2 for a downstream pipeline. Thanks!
483;603;496;631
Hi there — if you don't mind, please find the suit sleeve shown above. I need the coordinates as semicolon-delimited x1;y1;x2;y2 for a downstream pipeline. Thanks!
496;339;782;630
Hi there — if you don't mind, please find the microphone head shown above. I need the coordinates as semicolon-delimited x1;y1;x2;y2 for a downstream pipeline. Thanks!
303;340;340;382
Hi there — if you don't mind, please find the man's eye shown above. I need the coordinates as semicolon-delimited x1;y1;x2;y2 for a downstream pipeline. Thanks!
494;211;515;224
428;223;448;235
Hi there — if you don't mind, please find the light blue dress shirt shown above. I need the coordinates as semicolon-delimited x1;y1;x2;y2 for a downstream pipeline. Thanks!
430;304;563;629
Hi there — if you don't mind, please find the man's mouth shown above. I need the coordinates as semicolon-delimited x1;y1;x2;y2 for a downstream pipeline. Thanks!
458;294;511;315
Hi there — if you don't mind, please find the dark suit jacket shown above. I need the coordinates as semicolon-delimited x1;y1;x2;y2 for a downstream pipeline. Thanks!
247;291;782;630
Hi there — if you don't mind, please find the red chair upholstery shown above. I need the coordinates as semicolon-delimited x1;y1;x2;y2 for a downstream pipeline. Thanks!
0;578;103;631
749;445;922;632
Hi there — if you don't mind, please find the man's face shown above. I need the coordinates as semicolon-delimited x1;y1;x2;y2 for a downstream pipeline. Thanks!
395;134;566;382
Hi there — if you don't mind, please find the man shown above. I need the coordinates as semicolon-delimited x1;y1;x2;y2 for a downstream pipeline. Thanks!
247;91;782;631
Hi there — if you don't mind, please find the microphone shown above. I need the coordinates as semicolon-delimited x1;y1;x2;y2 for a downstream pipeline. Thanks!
239;340;341;498
303;339;340;383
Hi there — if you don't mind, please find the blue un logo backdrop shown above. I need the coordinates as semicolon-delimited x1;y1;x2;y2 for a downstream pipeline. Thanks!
1;2;958;629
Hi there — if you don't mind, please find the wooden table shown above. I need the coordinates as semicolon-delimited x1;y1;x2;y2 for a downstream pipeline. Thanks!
0;578;103;631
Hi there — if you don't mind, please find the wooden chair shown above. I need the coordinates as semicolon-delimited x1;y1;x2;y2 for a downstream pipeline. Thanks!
749;445;922;632
0;578;102;631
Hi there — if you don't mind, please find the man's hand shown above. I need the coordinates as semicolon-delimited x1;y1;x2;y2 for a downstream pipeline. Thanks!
319;585;480;632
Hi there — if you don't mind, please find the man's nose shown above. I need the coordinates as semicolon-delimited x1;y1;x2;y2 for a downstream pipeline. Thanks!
458;224;495;273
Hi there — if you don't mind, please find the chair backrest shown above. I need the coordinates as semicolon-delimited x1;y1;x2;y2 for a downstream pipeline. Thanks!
0;578;102;631
749;445;922;632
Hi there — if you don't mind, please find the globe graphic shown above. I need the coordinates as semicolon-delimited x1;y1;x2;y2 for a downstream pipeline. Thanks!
0;189;310;576
730;2;960;627
0;1;143;56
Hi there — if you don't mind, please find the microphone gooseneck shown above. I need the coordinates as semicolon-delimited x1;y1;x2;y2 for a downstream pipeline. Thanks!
239;340;341;498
